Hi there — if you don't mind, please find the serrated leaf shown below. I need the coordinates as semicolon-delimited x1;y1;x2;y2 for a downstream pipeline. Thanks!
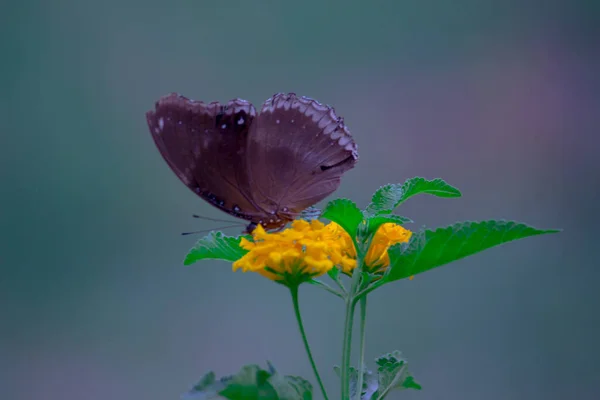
366;178;461;216
218;365;277;400
266;361;278;375
334;365;378;400
269;374;313;400
183;364;312;400
183;231;249;265
182;371;231;400
386;220;561;281
321;198;364;239
372;351;421;399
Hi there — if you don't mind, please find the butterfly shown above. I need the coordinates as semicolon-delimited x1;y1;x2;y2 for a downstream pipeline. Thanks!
146;92;358;233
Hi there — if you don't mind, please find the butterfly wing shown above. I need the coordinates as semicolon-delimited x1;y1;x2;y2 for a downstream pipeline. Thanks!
146;93;266;223
246;93;358;216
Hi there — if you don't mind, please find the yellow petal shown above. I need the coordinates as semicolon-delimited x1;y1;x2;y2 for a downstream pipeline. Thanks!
239;237;255;250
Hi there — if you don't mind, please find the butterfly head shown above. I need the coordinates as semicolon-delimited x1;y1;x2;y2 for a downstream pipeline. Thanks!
244;215;292;234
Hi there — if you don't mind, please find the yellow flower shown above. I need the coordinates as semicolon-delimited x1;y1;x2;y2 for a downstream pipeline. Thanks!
328;222;412;275
233;219;343;284
364;222;412;273
233;219;412;283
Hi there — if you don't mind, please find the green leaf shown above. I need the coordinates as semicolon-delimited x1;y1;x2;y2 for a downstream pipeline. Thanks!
373;351;421;399
327;265;341;282
386;220;561;281
365;177;461;216
182;370;231;399
269;374;313;400
321;198;364;239
333;355;418;400
182;364;312;400
333;365;378;400
183;231;249;265
218;365;277;400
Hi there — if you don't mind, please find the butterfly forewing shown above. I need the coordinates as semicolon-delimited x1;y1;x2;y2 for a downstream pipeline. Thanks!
146;92;358;232
146;93;264;222
246;93;358;215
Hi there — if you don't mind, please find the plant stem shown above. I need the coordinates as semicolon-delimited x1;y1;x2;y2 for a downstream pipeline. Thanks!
341;254;363;399
308;279;344;299
355;296;368;399
341;297;356;400
356;278;385;299
331;271;348;296
290;285;329;400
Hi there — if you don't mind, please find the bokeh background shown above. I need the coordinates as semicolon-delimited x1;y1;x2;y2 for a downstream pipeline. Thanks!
2;1;598;399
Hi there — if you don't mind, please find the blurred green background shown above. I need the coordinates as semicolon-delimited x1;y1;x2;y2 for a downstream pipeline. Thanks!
2;0;598;399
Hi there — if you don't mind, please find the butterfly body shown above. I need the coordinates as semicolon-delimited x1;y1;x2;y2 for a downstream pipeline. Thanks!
146;92;358;233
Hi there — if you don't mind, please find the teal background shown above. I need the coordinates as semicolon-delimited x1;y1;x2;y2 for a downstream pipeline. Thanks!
2;1;598;399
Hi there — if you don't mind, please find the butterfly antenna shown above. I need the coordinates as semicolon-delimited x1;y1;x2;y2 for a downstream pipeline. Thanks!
192;214;239;224
181;224;244;236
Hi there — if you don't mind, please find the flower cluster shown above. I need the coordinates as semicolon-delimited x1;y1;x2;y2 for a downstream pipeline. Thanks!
232;219;412;283
233;220;340;283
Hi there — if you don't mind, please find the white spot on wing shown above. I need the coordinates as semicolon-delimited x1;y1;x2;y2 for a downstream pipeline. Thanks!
276;119;280;124
338;136;351;146
237;117;245;125
158;117;164;130
331;130;343;140
313;102;328;112
221;124;227;129
318;117;330;129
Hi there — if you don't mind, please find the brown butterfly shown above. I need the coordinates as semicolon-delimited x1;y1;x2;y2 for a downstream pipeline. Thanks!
146;92;358;233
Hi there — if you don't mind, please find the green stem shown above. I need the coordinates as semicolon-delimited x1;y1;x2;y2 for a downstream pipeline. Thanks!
356;278;385;300
290;285;329;400
308;278;344;299
341;297;356;400
331;271;348;296
355;296;368;399
341;254;364;399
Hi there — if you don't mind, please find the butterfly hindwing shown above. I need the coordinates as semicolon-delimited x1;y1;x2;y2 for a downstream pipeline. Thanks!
146;92;358;232
246;93;358;215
